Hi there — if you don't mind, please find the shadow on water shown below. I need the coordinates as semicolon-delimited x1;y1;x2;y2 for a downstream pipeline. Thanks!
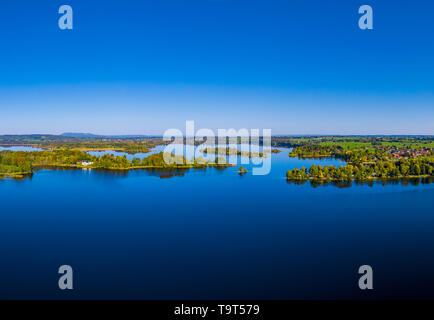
422;177;434;184
28;166;192;180
0;173;33;182
286;179;353;188
2;164;232;181
93;167;190;179
92;166;229;179
287;177;434;188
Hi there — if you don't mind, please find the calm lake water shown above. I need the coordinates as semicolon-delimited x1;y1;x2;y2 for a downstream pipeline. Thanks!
0;146;45;152
1;146;434;299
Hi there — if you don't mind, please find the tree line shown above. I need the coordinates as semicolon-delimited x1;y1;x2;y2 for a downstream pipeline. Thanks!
287;158;434;181
0;150;227;177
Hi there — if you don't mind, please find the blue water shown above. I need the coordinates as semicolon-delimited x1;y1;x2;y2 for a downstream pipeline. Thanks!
0;146;45;152
1;147;434;299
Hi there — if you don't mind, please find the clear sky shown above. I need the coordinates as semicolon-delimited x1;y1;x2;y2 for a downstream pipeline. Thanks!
0;0;433;135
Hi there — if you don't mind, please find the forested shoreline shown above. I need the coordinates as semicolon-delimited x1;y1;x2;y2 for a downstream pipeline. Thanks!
284;137;434;182
286;159;434;181
2;135;434;183
0;150;231;179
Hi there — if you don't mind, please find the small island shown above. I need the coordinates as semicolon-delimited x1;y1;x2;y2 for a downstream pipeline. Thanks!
201;147;269;158
238;166;248;175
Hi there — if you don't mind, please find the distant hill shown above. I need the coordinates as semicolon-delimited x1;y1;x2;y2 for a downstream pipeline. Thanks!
61;133;102;138
61;132;160;139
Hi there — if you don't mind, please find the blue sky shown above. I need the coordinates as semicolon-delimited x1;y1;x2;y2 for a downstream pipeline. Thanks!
0;0;433;135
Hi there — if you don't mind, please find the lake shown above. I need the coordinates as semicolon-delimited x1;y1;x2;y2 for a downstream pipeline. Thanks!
1;146;434;299
0;146;46;152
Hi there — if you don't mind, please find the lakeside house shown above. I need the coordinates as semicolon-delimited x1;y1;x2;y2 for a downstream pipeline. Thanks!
81;161;94;166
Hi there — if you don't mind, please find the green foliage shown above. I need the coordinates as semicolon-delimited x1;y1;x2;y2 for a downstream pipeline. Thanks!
238;166;248;173
0;135;163;154
201;147;268;158
0;150;224;177
284;136;434;182
287;158;434;181
286;166;308;180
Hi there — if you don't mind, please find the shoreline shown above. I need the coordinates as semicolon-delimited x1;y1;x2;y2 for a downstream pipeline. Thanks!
0;163;235;178
286;174;434;183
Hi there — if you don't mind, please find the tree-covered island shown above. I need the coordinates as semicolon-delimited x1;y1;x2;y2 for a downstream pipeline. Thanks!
201;147;269;158
238;166;248;174
0;150;233;179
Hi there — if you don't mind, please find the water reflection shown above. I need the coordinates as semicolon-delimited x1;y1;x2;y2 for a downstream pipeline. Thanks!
159;172;185;179
92;167;192;179
422;177;434;184
0;173;33;181
0;146;45;152
3;145;434;186
286;177;434;188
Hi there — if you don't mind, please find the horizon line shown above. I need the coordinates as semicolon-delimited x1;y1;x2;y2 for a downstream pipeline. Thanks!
1;133;434;138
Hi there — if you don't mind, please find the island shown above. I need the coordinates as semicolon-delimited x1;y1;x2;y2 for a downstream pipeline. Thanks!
270;149;282;153
238;166;248;175
0;135;234;179
200;147;269;158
